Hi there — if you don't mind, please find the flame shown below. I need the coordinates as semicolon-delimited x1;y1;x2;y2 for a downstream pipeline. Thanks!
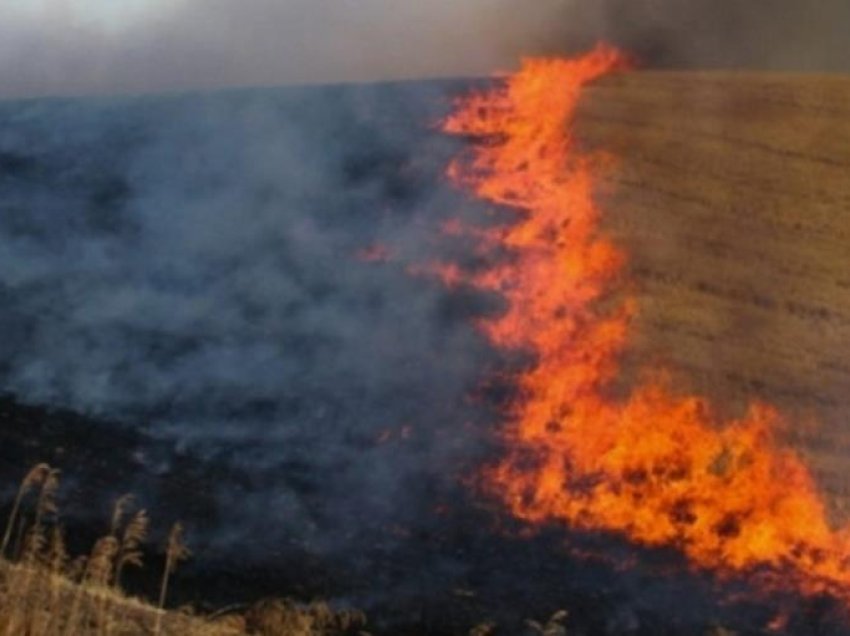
442;45;850;603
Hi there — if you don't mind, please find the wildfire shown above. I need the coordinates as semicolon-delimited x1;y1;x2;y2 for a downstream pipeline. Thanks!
442;45;850;604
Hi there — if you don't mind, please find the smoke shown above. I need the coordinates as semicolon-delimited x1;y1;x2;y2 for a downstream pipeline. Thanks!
0;81;499;556
556;0;850;72
1;0;848;99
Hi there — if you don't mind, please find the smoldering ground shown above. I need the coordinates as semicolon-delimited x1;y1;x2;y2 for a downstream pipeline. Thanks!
0;80;506;562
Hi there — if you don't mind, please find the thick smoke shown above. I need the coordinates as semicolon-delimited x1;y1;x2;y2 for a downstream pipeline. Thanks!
0;82;498;556
550;0;850;72
1;0;848;99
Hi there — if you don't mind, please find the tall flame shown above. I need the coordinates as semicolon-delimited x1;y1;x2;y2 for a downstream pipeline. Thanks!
442;45;850;603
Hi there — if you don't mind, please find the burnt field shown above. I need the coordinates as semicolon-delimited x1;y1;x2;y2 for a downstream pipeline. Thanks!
1;70;850;635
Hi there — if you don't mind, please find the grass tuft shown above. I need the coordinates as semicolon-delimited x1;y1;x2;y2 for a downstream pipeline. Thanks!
0;463;369;636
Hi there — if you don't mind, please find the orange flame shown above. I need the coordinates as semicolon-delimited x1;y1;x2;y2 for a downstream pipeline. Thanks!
442;45;850;603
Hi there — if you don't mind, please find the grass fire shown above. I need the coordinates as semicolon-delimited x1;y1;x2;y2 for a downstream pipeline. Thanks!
1;3;850;634
441;45;850;617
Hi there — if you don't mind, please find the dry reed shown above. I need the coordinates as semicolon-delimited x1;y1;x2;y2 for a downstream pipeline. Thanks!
0;463;369;636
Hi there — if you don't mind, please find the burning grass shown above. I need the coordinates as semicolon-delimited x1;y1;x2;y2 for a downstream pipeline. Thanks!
441;44;850;614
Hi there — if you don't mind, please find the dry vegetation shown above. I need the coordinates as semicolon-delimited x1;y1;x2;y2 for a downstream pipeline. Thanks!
575;71;850;517
0;463;369;636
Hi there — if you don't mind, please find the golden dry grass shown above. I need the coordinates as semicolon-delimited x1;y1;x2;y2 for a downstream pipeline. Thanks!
0;464;369;636
0;560;369;636
574;71;850;516
0;560;243;636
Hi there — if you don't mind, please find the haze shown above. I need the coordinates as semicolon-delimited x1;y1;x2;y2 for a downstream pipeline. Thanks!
1;0;848;98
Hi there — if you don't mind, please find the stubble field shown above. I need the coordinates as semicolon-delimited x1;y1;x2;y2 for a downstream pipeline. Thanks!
575;71;850;518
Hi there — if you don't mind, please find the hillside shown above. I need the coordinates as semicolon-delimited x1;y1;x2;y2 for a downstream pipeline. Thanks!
3;70;850;634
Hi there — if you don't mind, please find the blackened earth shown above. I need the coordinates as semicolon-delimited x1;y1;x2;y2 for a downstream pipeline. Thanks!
0;81;846;635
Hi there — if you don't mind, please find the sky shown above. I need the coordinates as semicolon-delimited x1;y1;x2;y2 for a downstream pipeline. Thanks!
1;0;849;98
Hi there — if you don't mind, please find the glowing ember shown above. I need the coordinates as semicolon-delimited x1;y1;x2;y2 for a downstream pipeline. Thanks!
356;243;394;263
442;45;850;603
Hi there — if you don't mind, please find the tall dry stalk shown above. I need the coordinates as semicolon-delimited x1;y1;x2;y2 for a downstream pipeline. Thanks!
42;526;70;634
22;467;60;565
91;535;120;633
110;494;134;537
63;536;119;636
49;526;69;575
154;522;190;636
107;494;149;590
115;508;148;589
1;467;61;636
1;463;50;557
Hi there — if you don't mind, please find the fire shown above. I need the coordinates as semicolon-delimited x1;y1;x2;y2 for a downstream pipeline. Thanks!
442;45;850;604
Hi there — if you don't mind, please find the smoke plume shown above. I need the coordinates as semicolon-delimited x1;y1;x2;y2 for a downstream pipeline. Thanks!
0;81;500;556
0;0;848;99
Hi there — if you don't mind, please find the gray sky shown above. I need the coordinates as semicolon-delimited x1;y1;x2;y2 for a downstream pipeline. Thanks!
1;0;849;98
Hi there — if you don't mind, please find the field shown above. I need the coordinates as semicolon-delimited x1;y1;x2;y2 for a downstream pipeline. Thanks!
576;71;850;517
3;70;850;634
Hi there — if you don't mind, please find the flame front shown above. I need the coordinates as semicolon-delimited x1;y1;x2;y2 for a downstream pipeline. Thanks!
442;46;850;603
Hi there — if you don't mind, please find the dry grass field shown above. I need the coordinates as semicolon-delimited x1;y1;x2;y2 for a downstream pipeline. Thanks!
575;71;850;517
